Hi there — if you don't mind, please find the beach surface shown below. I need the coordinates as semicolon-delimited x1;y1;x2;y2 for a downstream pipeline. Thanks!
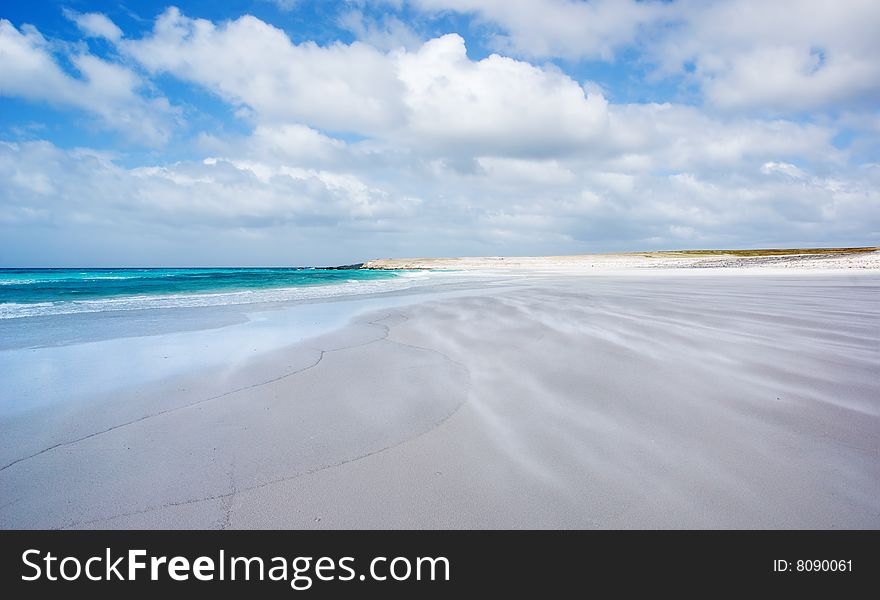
362;247;880;271
1;253;879;529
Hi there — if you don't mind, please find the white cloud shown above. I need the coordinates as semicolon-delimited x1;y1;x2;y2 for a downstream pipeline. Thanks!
475;157;576;188
116;9;852;165
0;140;417;229
265;0;300;11
118;12;610;157
697;44;880;112
761;162;807;179
655;0;880;113
120;13;612;158
338;9;422;51
245;124;348;165
1;7;877;264
121;8;406;134
395;34;611;156
106;10;869;251
411;0;880;113
604;103;843;171
3;129;877;264
0;20;175;145
64;10;123;41
413;0;665;60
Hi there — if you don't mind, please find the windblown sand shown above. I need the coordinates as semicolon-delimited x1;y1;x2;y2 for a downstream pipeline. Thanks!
1;269;878;529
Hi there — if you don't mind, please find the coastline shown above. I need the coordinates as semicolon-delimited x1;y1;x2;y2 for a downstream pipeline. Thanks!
360;248;880;271
1;265;878;529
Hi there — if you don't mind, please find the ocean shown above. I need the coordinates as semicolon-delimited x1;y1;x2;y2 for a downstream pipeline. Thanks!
0;267;411;319
0;266;454;413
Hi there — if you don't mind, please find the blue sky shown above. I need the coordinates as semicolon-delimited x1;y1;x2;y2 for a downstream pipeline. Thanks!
1;0;878;266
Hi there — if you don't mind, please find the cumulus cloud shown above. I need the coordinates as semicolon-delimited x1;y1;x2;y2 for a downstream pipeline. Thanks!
338;9;422;51
3;125;876;265
110;8;859;166
0;139;430;264
603;103;843;171
121;8;406;134
0;140;417;229
655;0;880;113
119;11;611;156
0;20;175;145
761;161;808;179
395;34;610;157
410;0;880;113
1;5;877;265
413;0;665;60
64;9;123;41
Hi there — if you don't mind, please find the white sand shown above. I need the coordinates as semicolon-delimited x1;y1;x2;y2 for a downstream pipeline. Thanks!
363;249;880;271
0;263;878;529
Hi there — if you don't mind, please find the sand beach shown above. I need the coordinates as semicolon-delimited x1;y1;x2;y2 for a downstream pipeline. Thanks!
0;250;878;529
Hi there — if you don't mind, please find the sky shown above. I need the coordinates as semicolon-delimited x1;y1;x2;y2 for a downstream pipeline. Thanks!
1;0;878;266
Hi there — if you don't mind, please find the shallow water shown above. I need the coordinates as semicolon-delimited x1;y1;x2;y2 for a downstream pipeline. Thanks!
0;267;405;319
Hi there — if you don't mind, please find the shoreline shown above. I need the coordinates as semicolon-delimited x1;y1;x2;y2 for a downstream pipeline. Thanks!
1;269;878;529
359;248;880;271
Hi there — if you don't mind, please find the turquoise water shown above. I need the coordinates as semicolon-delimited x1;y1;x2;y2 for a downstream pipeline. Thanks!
0;268;406;319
